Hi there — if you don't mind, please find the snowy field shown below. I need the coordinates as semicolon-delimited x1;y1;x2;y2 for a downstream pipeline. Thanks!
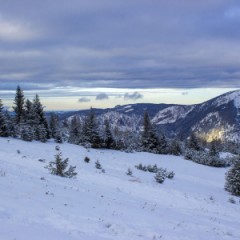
0;137;239;240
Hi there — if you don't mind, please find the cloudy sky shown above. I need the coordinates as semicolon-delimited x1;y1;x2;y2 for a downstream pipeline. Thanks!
0;0;240;110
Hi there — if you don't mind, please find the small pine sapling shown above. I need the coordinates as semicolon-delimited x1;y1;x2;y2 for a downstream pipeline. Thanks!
64;165;77;178
229;197;236;204
154;172;165;184
55;145;60;151
166;171;175;179
84;156;90;163
135;163;143;170
126;168;133;176
209;196;214;201
46;150;77;178
95;160;102;169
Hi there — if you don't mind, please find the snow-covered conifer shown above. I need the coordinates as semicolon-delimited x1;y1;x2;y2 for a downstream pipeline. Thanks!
36;124;48;142
209;140;219;157
104;119;115;149
141;111;160;153
24;99;35;126
187;133;201;151
82;109;101;148
49;113;60;139
46;150;77;178
32;94;49;140
13;85;25;125
68;116;81;144
154;171;165;184
21;125;34;141
95;160;102;169
126;168;133;176
54;129;63;143
0;99;9;137
84;156;90;163
225;162;240;196
158;132;167;154
168;139;182;156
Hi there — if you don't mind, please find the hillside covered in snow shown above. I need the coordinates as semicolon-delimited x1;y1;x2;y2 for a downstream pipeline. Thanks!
0;137;239;240
61;89;240;142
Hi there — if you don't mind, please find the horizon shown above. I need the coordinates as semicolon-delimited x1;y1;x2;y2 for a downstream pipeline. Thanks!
1;87;239;111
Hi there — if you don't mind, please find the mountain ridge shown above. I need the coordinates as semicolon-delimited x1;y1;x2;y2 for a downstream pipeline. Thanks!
57;89;240;142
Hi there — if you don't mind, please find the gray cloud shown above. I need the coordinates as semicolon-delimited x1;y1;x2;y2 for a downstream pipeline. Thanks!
78;97;91;102
124;92;143;101
0;0;240;95
96;93;109;100
182;91;189;96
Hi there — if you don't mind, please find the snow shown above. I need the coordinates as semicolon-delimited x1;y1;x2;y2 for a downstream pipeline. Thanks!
235;97;240;108
98;111;141;132
152;106;194;125
124;108;134;113
121;105;134;113
212;90;240;108
123;105;132;109
0;137;240;240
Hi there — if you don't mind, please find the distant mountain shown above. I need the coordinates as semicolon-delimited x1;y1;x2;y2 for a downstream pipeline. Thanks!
58;90;240;142
152;90;240;141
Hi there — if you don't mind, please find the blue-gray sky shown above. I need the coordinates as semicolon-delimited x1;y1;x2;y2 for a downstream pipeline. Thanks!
0;0;240;110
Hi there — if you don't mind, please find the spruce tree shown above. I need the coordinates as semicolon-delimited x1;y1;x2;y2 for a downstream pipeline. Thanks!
32;94;49;140
169;139;182;156
46;150;77;178
24;99;35;126
20;125;33;141
141;111;160;153
13;85;25;124
68;116;81;144
54;129;63;143
104;119;115;149
82;108;100;148
20;99;35;140
158;132;167;154
187;133;201;151
141;111;152;150
0;99;8;137
209;140;219;157
225;162;240;196
112;126;125;150
4;109;14;137
49;112;62;142
37;124;48;142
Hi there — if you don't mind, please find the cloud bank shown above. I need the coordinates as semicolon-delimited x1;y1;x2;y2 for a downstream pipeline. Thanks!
78;97;91;102
96;93;109;100
124;92;143;101
0;0;239;95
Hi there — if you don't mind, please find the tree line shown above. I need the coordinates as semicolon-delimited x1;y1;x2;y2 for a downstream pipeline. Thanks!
0;86;239;160
0;86;179;153
0;86;60;142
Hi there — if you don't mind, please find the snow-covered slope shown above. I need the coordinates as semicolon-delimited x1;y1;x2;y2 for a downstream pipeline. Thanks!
61;89;240;142
151;90;240;141
190;90;240;142
152;105;194;125
0;138;239;240
97;111;142;132
207;90;240;109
